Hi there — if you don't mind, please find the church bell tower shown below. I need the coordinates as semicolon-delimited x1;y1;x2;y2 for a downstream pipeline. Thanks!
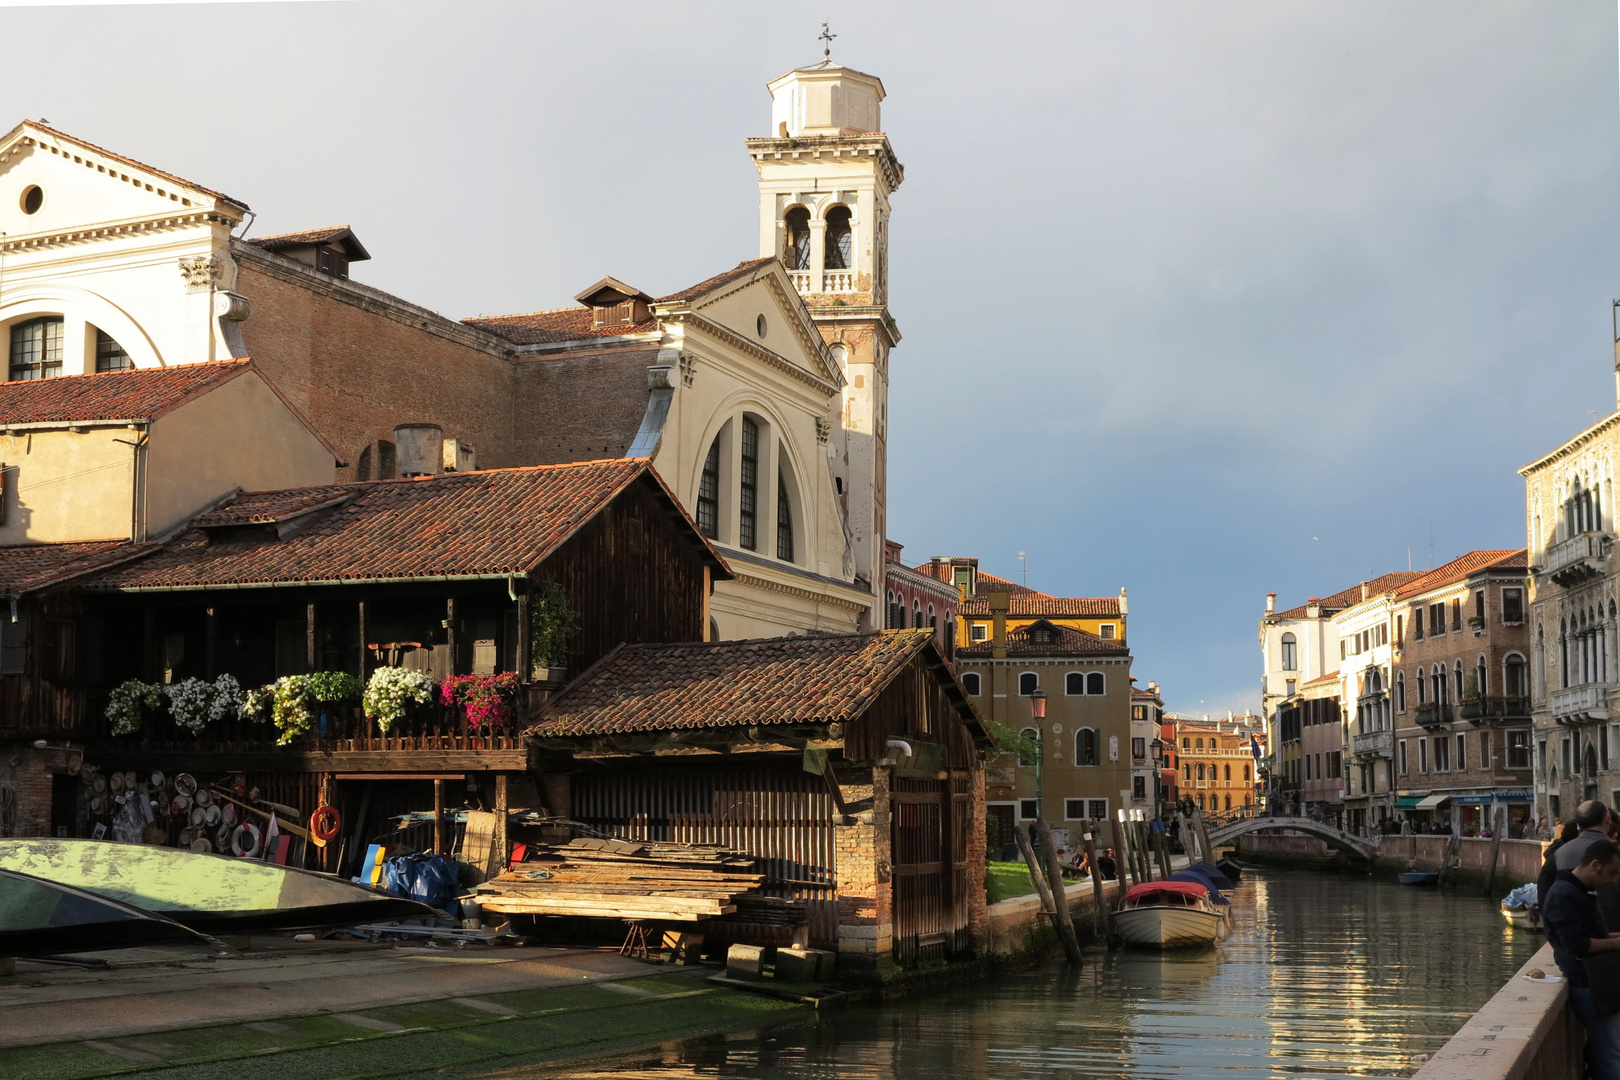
747;49;904;619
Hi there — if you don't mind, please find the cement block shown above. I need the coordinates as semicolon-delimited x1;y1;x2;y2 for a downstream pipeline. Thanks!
774;948;813;982
725;943;769;981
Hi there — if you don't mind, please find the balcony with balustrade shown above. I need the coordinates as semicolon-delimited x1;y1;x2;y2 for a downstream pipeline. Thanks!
1553;684;1611;726
1414;702;1453;731
1352;729;1393;761
1544;532;1611;588
1458;695;1532;725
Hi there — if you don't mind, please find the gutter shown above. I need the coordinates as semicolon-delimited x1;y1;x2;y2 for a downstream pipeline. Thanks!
84;571;532;594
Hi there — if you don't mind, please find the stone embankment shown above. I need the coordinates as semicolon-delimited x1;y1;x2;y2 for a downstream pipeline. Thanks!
1412;942;1580;1080
1237;831;1544;886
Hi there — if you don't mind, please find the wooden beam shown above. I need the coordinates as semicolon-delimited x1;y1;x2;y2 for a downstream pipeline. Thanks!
492;773;509;873
515;585;531;683
86;746;529;773
305;602;317;674
434;778;446;855
205;606;217;679
357;599;368;681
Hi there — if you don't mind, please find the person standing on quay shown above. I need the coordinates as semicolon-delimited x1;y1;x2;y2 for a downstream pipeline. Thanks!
1543;839;1620;1080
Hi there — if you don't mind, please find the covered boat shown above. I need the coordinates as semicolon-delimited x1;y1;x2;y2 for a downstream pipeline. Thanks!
1398;871;1439;887
1501;883;1541;932
1110;879;1222;948
0;868;211;957
0;839;436;933
1215;858;1243;883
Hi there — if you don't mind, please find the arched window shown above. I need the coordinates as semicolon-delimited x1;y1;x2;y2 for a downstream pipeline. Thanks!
1077;728;1098;766
1453;660;1464;701
1415;668;1425;704
1504;653;1528;698
10;317;64;380
1018;672;1038;696
1475;655;1488;698
1431;664;1443;706
1243;764;1251;782
697;436;721;539
1183;762;1191;781
738;419;759;550
1197;793;1206;810
784;207;811;270
1195;738;1204;750
1280;632;1297;671
961;672;981;696
914;602;923;629
1196;763;1206;781
1224;763;1231;782
1225;795;1232;811
824;205;853;270
1017;728;1038;767
1086;672;1105;695
95;329;132;372
1396;671;1406;712
776;473;794;561
1065;672;1084;695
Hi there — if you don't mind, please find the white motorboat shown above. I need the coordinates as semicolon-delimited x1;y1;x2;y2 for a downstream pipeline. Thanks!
1110;880;1223;948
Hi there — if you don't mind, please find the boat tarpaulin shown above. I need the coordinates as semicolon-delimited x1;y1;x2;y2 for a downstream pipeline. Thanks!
1415;794;1451;810
1122;880;1207;904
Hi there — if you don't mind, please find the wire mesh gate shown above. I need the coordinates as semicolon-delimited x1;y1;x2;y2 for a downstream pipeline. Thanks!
890;771;971;966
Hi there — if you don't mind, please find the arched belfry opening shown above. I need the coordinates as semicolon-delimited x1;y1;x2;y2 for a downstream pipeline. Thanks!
825;205;852;270
784;207;811;270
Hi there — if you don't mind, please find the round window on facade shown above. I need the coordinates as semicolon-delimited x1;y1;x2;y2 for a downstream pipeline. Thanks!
756;314;768;339
20;186;43;214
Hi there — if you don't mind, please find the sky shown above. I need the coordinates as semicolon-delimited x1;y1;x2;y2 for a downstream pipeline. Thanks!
1;1;1616;716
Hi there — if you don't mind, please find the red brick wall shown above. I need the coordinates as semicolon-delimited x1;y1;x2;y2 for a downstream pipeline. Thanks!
235;261;518;479
1;747;60;837
832;763;890;961
512;349;658;465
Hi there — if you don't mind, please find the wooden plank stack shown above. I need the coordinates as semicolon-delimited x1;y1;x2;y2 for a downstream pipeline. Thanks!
473;837;767;922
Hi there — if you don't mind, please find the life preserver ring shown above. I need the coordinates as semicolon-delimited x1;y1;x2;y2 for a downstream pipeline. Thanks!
231;821;262;858
310;805;341;843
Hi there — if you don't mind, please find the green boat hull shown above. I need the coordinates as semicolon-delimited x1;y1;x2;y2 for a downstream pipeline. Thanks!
0;839;436;933
0;867;208;956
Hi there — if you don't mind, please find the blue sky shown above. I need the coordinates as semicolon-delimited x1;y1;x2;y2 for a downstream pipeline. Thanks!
2;1;1615;714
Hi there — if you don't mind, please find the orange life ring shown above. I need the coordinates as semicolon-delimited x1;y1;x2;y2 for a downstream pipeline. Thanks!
310;804;342;843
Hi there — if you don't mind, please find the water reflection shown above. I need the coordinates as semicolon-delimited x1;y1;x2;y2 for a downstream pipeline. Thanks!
521;869;1534;1079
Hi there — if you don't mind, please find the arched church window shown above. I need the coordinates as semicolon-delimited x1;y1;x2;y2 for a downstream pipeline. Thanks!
824;205;853;270
739;418;759;550
356;445;372;482
784;207;811;270
94;329;132;372
697;437;721;539
10;317;63;381
776;473;794;561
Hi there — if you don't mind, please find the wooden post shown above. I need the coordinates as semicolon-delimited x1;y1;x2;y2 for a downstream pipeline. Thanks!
1193;809;1216;864
1034;819;1083;964
515;582;531;682
141;604;156;683
357;600;369;682
346;782;372;877
1176;811;1200;862
1485;807;1505;896
205;606;217;679
1015;821;1058;913
1082;824;1111;943
492;773;509;876
433;779;447;856
444;597;457;675
1108;815;1136;888
1135;819;1154;881
305;602;317;674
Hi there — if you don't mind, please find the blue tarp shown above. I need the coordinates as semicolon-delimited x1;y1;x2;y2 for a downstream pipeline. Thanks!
1169;870;1229;905
382;854;462;915
1186;862;1236;891
1502;883;1538;911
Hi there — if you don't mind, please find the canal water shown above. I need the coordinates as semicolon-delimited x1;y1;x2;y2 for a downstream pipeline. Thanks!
531;868;1537;1079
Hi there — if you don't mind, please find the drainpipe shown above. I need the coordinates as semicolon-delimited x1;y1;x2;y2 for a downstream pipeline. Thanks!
989;589;1011;793
113;424;149;541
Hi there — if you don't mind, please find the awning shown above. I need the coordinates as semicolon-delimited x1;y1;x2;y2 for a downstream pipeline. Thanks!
1394;795;1426;810
1415;794;1451;810
1451;793;1495;806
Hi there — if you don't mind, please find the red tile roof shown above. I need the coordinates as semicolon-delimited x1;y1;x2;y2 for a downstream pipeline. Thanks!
245;226;369;261
0;541;155;594
957;621;1129;659
463;307;660;346
1393;550;1528;600
1272;570;1424;619
958;593;1122;618
10;121;246;209
82;459;728;590
526;630;958;737
655;257;777;304
0;361;253;426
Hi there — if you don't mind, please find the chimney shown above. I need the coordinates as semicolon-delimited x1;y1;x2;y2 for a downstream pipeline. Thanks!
394;423;443;478
989;591;1010;660
1360;581;1370;602
1265;592;1276;615
1119;587;1128;616
1306;597;1322;618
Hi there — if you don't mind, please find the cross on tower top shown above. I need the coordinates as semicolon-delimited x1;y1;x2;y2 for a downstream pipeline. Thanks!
819;22;837;60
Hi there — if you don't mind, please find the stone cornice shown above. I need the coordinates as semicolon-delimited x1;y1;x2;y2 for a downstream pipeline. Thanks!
727;570;870;612
231;242;515;361
885;562;958;603
745;134;904;191
0;210;233;255
805;303;901;347
1521;411;1620;476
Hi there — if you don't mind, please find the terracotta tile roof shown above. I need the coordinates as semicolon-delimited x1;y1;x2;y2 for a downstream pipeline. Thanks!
957;621;1129;659
0;360;252;426
1393;550;1528;600
0;541;157;595
958;592;1123;618
463;307;659;346
966;569;1042;597
82;459;728;590
526;630;948;737
1272;570;1424;619
11;121;246;209
1302;673;1341;688
654;257;777;304
245;226;369;261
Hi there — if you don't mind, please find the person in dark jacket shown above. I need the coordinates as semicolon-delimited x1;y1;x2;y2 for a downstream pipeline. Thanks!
1544;839;1620;1080
1555;801;1613;871
1540;819;1585;911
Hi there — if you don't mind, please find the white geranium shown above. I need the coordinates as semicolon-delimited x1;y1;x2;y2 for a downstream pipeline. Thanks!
363;667;434;733
106;679;162;736
165;678;213;733
208;674;241;724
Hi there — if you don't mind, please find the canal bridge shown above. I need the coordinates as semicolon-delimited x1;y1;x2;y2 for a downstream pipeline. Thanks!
1207;816;1377;860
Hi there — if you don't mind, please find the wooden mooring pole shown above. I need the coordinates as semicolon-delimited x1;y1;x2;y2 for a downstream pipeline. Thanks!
1035;819;1084;964
1484;807;1505;897
1082;823;1112;944
1017;822;1081;963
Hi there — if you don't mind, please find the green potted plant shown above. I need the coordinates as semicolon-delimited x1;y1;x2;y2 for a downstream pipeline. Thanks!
529;580;578;682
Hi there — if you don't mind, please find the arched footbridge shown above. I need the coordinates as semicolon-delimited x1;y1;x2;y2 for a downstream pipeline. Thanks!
1207;816;1378;861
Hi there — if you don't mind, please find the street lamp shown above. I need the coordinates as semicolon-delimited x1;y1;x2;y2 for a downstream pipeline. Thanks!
1029;690;1047;820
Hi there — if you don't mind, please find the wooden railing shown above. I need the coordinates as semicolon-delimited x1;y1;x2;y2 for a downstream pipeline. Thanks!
87;699;524;754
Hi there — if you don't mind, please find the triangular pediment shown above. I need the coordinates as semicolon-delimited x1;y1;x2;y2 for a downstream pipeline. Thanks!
657;259;841;388
0;121;246;242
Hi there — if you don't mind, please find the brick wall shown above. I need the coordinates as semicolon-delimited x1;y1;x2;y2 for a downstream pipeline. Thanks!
512;349;659;465
832;763;891;961
1;745;61;837
966;761;988;946
234;259;518;479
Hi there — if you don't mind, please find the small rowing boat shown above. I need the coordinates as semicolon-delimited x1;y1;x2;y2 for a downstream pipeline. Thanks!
0;839;436;933
0;867;210;957
1110;880;1222;948
1398;871;1439;887
1501;883;1542;932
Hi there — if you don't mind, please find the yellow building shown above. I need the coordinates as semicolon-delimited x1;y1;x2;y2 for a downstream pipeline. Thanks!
914;557;1126;649
1172;713;1265;820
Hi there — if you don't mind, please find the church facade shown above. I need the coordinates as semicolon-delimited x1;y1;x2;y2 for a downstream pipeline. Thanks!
0;54;907;640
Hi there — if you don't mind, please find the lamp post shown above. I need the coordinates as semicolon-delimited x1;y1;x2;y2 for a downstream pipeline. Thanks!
1029;689;1047;819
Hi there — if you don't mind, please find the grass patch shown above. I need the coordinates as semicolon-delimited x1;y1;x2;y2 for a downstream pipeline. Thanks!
986;860;1036;903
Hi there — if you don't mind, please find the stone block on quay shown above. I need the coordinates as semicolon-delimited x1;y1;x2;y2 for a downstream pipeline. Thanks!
725;943;770;981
